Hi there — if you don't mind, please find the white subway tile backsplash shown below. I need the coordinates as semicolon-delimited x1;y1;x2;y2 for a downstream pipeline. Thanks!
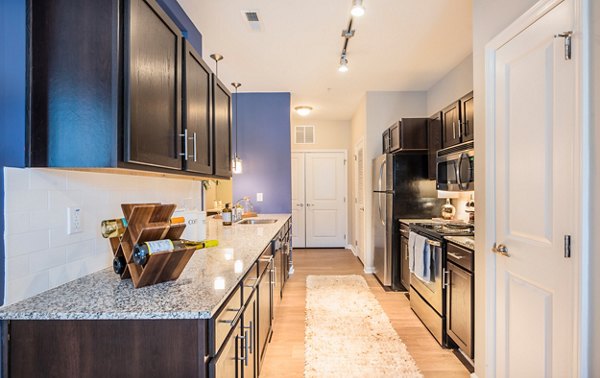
66;240;96;262
4;168;29;192
3;168;203;305
29;168;67;191
5;190;48;213
29;247;66;273
5;230;50;257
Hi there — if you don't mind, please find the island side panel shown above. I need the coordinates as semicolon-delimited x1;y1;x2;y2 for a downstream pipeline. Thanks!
7;319;208;378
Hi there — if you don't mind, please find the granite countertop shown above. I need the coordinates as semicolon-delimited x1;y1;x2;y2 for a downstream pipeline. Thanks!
444;235;475;250
398;218;438;225
0;214;291;321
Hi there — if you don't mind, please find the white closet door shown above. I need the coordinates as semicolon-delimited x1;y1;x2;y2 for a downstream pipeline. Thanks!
291;152;306;248
491;1;576;375
305;152;346;248
354;141;366;262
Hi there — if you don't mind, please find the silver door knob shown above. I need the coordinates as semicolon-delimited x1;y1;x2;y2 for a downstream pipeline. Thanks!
492;243;510;257
296;203;304;207
306;203;311;207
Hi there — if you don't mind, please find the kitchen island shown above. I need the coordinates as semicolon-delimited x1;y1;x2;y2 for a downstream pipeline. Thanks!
0;214;291;377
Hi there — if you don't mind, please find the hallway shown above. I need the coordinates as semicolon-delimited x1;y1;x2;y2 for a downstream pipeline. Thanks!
260;249;469;377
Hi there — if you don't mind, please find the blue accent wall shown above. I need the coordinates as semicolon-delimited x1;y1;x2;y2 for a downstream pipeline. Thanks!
232;93;292;214
0;0;28;306
157;0;202;54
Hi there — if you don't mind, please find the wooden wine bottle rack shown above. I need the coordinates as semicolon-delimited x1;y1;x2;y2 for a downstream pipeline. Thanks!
109;203;196;288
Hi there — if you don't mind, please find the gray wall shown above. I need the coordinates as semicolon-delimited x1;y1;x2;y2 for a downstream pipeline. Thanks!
426;54;474;116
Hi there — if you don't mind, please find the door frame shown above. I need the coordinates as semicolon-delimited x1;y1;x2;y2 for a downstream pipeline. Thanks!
353;139;365;261
290;149;349;249
483;0;590;375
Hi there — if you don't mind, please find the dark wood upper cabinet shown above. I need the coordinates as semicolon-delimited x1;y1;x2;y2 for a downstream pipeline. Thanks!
27;0;120;167
427;112;442;180
441;92;474;148
384;118;428;153
124;0;182;170
183;41;213;175
460;91;474;142
212;76;232;178
442;101;461;148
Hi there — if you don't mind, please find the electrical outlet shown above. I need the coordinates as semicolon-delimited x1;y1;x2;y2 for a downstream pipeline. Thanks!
67;207;82;234
256;193;263;202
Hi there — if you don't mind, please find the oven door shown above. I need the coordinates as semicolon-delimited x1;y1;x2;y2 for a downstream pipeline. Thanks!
410;238;443;315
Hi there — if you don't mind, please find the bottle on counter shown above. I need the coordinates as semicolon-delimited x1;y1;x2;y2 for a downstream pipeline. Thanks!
222;203;232;226
100;216;186;239
113;255;127;275
132;239;219;266
101;218;128;238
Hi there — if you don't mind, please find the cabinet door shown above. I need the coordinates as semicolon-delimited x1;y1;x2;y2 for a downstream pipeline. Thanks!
257;263;272;373
125;0;182;170
400;235;410;290
460;92;474;142
442;101;461;148
241;292;257;378
427;113;442;180
447;262;473;359
211;319;241;378
213;76;232;177
183;41;213;175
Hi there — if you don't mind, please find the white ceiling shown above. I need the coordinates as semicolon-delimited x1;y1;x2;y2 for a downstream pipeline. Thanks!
178;0;473;121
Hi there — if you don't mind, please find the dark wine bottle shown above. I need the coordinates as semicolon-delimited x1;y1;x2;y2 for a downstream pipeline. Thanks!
132;239;219;266
113;255;127;275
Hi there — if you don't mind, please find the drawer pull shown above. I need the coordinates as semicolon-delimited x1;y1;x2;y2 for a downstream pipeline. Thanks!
219;306;243;325
447;252;464;260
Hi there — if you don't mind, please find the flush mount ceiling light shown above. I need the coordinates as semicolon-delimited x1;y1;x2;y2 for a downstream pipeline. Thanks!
351;0;365;17
295;106;313;117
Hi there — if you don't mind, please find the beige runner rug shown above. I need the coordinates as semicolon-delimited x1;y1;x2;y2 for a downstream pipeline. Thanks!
305;275;422;378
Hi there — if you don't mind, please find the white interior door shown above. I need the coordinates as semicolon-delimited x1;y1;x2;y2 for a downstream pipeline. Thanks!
291;152;306;248
354;141;366;263
305;152;347;248
492;1;576;376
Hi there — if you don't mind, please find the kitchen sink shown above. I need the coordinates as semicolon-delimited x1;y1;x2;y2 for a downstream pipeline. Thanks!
237;219;278;225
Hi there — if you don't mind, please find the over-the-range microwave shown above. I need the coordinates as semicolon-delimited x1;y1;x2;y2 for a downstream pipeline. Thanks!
436;141;474;191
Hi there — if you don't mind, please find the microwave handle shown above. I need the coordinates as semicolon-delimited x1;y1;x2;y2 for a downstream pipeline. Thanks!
457;152;469;190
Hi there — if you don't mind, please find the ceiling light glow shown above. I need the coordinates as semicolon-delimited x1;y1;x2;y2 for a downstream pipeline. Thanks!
295;106;313;117
351;0;365;17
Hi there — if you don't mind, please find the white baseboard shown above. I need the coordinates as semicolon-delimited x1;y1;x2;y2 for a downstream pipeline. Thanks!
363;266;375;274
470;373;479;378
346;244;357;255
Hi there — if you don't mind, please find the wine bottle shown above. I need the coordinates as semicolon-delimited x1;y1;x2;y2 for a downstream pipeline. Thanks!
132;239;219;266
101;218;128;238
222;203;232;226
101;216;185;239
113;255;127;275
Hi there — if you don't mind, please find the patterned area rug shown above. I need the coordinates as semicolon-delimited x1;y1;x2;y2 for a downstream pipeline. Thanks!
305;275;423;378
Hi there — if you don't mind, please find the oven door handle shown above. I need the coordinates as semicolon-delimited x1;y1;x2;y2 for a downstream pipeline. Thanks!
427;240;441;247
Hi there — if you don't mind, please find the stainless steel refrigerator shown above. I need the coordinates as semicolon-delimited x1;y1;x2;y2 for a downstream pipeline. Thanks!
372;153;441;289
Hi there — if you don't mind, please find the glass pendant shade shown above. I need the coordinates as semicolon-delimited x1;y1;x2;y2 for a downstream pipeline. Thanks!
232;155;243;174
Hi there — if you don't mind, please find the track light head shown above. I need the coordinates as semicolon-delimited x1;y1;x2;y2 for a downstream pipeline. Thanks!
351;0;365;17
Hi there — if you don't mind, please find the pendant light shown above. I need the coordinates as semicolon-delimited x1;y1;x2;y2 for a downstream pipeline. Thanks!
209;53;223;77
231;82;243;174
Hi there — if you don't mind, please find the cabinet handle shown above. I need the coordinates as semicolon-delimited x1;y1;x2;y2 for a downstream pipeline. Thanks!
442;269;450;288
458;120;462;138
243;330;249;366
447;252;464;260
219;306;243;325
452;122;456;139
179;129;189;160
243;320;254;354
192;132;197;162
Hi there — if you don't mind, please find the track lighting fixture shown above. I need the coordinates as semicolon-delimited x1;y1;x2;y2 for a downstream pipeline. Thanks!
351;0;365;17
338;56;349;72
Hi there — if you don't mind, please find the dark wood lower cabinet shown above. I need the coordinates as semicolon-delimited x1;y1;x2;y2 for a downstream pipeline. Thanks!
7;320;207;378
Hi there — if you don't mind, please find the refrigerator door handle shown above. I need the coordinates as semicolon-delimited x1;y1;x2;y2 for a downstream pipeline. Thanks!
378;159;386;192
377;193;385;226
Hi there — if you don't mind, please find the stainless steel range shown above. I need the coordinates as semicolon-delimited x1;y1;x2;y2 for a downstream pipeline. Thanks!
408;222;474;347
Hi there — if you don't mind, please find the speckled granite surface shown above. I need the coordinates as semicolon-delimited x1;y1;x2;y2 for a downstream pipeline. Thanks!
0;214;290;320
444;235;475;251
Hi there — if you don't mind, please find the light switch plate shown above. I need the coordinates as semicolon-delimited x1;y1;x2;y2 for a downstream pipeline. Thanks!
67;207;82;234
256;193;263;202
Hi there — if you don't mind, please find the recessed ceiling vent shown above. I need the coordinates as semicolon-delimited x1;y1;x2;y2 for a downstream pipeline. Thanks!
295;125;315;144
242;10;262;31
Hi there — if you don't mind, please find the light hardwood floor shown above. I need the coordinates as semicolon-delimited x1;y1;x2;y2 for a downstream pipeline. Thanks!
260;248;470;378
